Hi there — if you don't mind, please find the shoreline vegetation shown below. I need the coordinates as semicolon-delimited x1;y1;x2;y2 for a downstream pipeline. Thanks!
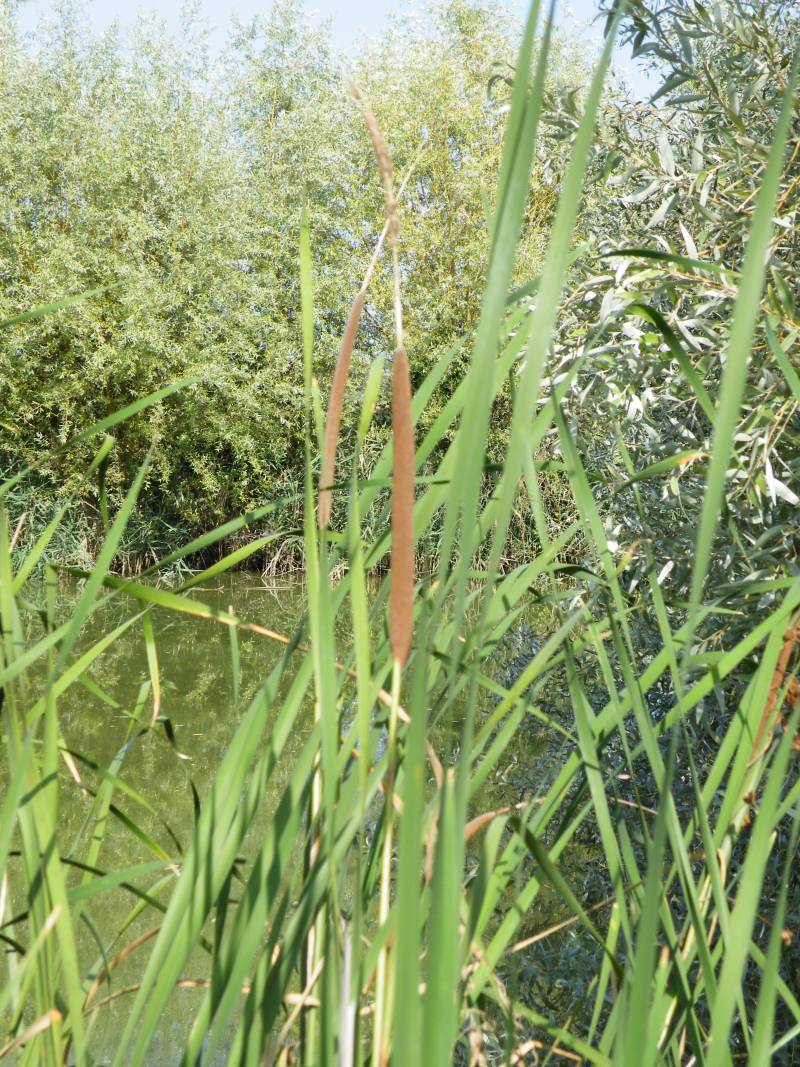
1;0;574;572
2;0;800;1064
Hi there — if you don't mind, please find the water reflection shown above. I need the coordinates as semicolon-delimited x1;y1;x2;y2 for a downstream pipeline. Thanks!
5;572;550;1064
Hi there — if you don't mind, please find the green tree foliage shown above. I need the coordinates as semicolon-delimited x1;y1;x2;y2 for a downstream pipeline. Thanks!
550;0;800;610
0;0;571;553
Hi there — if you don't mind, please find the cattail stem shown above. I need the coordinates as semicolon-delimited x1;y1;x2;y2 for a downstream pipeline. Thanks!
372;656;402;1067
301;702;324;1062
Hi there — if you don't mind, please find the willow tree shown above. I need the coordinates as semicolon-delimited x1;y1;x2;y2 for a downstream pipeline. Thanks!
0;0;583;554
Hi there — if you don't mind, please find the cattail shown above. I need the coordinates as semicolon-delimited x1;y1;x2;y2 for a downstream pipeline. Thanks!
316;141;421;533
350;82;415;666
318;291;365;529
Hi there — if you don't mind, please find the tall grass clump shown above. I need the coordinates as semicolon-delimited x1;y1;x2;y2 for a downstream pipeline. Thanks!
2;1;799;1064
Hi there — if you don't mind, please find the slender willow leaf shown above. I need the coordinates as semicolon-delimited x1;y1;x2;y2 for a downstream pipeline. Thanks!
689;58;799;614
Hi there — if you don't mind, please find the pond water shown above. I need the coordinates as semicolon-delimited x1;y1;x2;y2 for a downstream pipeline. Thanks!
4;572;551;1064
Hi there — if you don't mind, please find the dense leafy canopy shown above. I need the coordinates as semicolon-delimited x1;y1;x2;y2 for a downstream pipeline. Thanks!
559;0;800;610
0;0;569;554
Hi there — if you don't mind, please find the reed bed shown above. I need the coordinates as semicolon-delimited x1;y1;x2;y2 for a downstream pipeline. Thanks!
1;2;799;1064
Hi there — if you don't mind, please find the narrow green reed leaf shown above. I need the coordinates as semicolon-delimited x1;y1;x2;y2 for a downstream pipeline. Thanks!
51;455;150;680
423;773;461;1067
706;709;800;1067
511;1001;614;1066
626;302;715;421
300;199;336;1058
348;477;373;805
141;615;161;727
0;734;33;886
311;375;326;468
565;650;632;949
436;0;549;641
66;861;170;904
11;505;69;593
354;308;521;546
492;0;545;238
139;500;291;578
225;743;386;1067
642;588;721;1006
300;208;314;402
443;52;628;985
408;12;578;1036
0;285;110;329
0;617;89;1067
319;292;365;529
705;619;787;844
689;58;799;616
480;1;626;609
310;528;340;855
228;605;241;708
90;434;115;533
392;629;432;1067
357;353;385;447
458;8;628;848
101;803;173;862
766;320;800;400
588;901;622;1047
621;729;678;1067
25;614;141;725
618;449;706;489
683;727;729;927
756;935;800;1058
175;535;284;592
470;581;800;1003
0;899;63;1025
57;572;286;650
509;815;622;976
180;725;319;1066
390;345;415;666
605;247;732;278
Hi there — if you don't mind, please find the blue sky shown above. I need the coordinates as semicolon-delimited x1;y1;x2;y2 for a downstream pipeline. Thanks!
16;0;609;49
17;0;653;93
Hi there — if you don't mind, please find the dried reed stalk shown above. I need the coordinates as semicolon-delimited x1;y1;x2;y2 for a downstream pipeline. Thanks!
317;154;421;532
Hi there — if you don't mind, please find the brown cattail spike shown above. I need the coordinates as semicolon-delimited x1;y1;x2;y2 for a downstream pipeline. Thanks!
319;291;366;529
350;82;414;664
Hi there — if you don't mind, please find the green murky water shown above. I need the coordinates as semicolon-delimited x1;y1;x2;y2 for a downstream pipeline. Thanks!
4;572;548;1064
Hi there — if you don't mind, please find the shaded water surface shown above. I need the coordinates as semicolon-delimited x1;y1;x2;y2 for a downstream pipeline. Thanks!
7;572;550;1064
